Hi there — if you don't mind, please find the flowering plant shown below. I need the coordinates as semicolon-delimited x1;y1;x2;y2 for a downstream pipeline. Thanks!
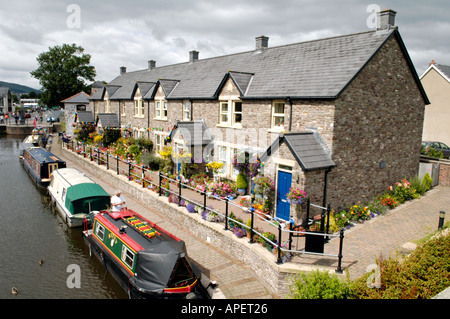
253;175;275;195
286;187;306;204
208;181;234;197
388;178;419;204
206;161;223;173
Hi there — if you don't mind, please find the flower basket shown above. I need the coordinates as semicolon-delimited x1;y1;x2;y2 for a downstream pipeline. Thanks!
286;187;306;204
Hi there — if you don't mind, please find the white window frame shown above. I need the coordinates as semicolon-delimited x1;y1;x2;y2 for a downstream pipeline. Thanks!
219;100;242;127
154;99;168;120
183;100;191;121
155;132;166;154
271;101;285;130
95;223;105;241
120;101;126;116
121;245;135;269
134;97;144;118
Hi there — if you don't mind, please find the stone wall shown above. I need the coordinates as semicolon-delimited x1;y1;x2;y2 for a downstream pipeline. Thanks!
439;161;450;187
327;36;426;210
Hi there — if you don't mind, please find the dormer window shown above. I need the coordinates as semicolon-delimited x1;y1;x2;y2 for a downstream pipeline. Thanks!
219;100;242;127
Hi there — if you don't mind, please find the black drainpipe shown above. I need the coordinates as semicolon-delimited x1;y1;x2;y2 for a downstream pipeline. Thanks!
118;101;121;126
287;96;293;132
147;100;150;138
189;99;193;121
322;168;331;208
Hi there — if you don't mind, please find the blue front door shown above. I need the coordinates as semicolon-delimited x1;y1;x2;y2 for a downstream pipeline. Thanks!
276;170;292;221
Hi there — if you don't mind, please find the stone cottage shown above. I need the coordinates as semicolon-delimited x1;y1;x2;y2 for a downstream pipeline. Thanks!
88;9;429;217
420;61;450;146
61;91;90;137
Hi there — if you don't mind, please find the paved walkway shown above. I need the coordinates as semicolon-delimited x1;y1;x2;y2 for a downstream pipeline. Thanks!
51;136;450;297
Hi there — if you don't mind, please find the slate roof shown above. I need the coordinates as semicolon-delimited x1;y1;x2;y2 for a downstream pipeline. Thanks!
90;28;428;103
260;132;336;172
61;92;90;104
77;111;94;123
432;64;450;83
97;113;120;128
172;120;213;146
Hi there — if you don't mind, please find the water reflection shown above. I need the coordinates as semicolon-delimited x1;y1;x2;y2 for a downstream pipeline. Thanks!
0;135;127;299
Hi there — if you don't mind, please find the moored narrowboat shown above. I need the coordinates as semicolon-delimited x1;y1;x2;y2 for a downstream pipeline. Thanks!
83;208;211;299
47;168;110;227
20;147;66;188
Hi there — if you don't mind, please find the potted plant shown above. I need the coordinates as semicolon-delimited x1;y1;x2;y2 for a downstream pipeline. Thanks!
236;173;248;195
246;218;252;239
164;179;170;197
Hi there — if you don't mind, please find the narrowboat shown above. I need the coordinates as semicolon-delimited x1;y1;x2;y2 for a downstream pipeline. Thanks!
83;208;211;299
47;168;111;227
20;147;66;188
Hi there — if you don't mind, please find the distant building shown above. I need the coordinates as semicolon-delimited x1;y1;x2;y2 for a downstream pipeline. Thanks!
0;87;13;113
420;61;450;145
61;91;90;137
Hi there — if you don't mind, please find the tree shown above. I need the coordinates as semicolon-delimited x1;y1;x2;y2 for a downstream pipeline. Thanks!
30;44;96;107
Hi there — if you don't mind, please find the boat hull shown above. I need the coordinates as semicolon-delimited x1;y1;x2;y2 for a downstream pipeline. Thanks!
48;186;85;227
20;156;50;189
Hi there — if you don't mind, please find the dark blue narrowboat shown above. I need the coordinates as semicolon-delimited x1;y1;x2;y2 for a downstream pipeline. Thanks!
20;147;66;188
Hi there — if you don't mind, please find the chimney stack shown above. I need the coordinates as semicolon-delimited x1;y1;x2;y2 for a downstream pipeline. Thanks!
120;66;127;75
377;9;397;31
255;35;269;52
189;50;199;63
148;60;156;70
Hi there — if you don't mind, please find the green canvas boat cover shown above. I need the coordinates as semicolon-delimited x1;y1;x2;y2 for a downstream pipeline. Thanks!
65;183;110;215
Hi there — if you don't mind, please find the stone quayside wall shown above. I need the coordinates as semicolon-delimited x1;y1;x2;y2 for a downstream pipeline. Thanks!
61;147;336;297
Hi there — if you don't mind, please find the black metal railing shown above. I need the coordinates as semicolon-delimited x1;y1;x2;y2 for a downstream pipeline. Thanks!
63;139;345;272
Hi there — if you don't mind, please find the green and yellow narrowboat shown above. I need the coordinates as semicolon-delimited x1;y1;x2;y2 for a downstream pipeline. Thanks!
83;208;211;299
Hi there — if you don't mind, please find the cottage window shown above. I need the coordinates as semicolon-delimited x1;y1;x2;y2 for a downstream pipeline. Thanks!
155;99;168;120
155;101;161;118
219;100;242;127
155;133;166;153
271;102;285;130
134;98;144;117
183;100;191;121
121;245;135;269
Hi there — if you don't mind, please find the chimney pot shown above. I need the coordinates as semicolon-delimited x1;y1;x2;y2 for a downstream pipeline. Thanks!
120;66;126;75
148;60;156;70
255;35;269;51
189;50;199;63
377;9;397;30
429;60;436;66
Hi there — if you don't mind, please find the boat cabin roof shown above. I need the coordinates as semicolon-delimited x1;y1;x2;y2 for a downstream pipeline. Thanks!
25;147;65;164
97;209;186;254
51;167;97;188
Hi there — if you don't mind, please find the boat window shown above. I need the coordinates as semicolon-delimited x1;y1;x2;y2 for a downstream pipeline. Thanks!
95;223;105;241
167;258;196;288
121;246;135;269
61;188;66;202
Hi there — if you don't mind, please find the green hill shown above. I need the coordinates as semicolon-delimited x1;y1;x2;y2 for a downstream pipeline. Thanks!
0;81;41;94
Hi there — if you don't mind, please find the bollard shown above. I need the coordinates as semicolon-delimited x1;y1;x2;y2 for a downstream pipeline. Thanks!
335;228;345;274
439;211;445;230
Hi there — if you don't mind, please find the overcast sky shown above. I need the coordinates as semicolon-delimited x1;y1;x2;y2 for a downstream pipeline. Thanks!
0;0;448;90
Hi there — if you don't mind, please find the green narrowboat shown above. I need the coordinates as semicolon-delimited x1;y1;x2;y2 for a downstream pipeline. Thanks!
83;208;211;299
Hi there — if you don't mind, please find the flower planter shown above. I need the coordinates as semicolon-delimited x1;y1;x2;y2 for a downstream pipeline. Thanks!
237;188;246;196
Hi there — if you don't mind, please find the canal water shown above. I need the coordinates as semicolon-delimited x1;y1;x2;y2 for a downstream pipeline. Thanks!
0;135;128;299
